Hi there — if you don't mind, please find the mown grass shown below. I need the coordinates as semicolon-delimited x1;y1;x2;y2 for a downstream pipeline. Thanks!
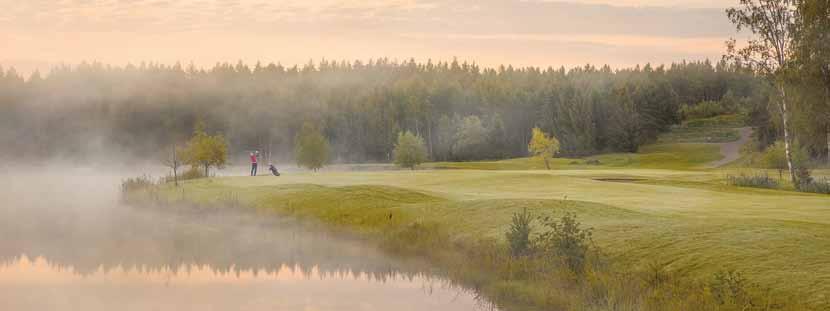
131;114;830;309
142;169;830;309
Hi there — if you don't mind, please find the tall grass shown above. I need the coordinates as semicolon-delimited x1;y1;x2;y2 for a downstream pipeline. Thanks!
797;178;830;195
506;208;533;257
726;173;779;189
163;167;207;183
121;175;155;193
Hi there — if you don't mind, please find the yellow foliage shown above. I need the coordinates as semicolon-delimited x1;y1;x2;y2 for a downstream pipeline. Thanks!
528;127;560;169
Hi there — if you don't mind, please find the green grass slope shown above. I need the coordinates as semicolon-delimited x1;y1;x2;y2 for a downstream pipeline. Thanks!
144;114;830;308
428;114;749;172
158;169;830;307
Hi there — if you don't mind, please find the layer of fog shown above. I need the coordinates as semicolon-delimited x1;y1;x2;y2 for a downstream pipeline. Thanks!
0;164;491;310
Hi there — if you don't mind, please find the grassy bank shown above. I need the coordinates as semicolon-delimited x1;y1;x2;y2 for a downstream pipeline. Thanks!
129;167;830;310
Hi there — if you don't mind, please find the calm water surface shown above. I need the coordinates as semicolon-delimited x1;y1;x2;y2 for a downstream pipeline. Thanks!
0;166;493;311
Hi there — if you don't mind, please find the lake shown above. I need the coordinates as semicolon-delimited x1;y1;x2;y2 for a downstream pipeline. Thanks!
0;165;493;311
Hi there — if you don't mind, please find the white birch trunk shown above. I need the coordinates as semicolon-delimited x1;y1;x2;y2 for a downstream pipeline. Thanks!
778;84;797;185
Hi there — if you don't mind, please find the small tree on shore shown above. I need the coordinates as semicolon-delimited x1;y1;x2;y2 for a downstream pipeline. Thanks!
162;144;184;186
181;124;228;177
528;127;560;170
393;131;427;170
295;121;330;171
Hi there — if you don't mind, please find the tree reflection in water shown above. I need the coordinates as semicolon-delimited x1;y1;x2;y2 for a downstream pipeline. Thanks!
0;168;495;311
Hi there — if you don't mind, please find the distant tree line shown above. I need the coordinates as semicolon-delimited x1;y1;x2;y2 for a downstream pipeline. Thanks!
0;58;764;163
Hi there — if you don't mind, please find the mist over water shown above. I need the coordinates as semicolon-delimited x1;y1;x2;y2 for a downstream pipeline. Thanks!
0;165;492;311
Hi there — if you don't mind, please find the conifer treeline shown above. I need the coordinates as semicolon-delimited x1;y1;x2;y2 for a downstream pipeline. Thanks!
0;59;764;162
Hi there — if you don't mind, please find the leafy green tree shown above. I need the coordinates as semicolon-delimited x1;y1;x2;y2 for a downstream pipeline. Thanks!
294;121;330;171
434;115;456;161
487;114;509;159
726;0;799;185
393;131;427;170
453;116;488;160
794;0;830;165
181;124;227;177
763;141;809;180
528;127;560;170
762;142;789;180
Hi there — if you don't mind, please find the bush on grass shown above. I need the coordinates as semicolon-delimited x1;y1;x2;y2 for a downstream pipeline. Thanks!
506;208;533;257
797;177;830;194
536;211;594;274
164;167;206;183
726;173;779;189
682;100;732;120
121;175;155;193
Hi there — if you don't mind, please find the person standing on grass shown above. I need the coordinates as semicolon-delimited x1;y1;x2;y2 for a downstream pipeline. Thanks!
250;151;259;176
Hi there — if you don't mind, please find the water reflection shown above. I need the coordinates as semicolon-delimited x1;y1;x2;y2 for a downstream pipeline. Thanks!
0;166;494;311
1;255;485;311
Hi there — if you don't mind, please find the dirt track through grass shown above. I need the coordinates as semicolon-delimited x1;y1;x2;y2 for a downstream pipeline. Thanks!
707;127;754;168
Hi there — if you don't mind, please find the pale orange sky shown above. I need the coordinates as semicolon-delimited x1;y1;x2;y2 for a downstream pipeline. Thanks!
0;0;741;76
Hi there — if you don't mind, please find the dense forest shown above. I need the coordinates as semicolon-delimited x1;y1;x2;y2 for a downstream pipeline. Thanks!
1;2;828;169
0;59;773;163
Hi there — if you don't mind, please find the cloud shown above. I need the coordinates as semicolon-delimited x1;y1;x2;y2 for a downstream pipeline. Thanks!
0;0;736;72
531;0;733;9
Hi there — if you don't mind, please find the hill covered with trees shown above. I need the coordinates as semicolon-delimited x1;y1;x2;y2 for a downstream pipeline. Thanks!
0;59;769;163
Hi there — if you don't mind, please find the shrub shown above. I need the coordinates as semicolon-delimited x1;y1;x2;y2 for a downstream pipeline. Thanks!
684;114;746;128
709;270;762;310
762;142;789;178
726;173;779;189
795;166;813;185
506;208;533;257
164;167;205;183
798;178;830;195
761;141;810;179
681;100;731;120
536;212;594;274
642;262;672;288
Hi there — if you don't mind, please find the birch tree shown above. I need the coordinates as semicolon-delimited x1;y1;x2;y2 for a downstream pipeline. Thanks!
726;0;799;184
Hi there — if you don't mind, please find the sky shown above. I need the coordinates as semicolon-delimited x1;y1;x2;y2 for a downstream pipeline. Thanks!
0;0;742;76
